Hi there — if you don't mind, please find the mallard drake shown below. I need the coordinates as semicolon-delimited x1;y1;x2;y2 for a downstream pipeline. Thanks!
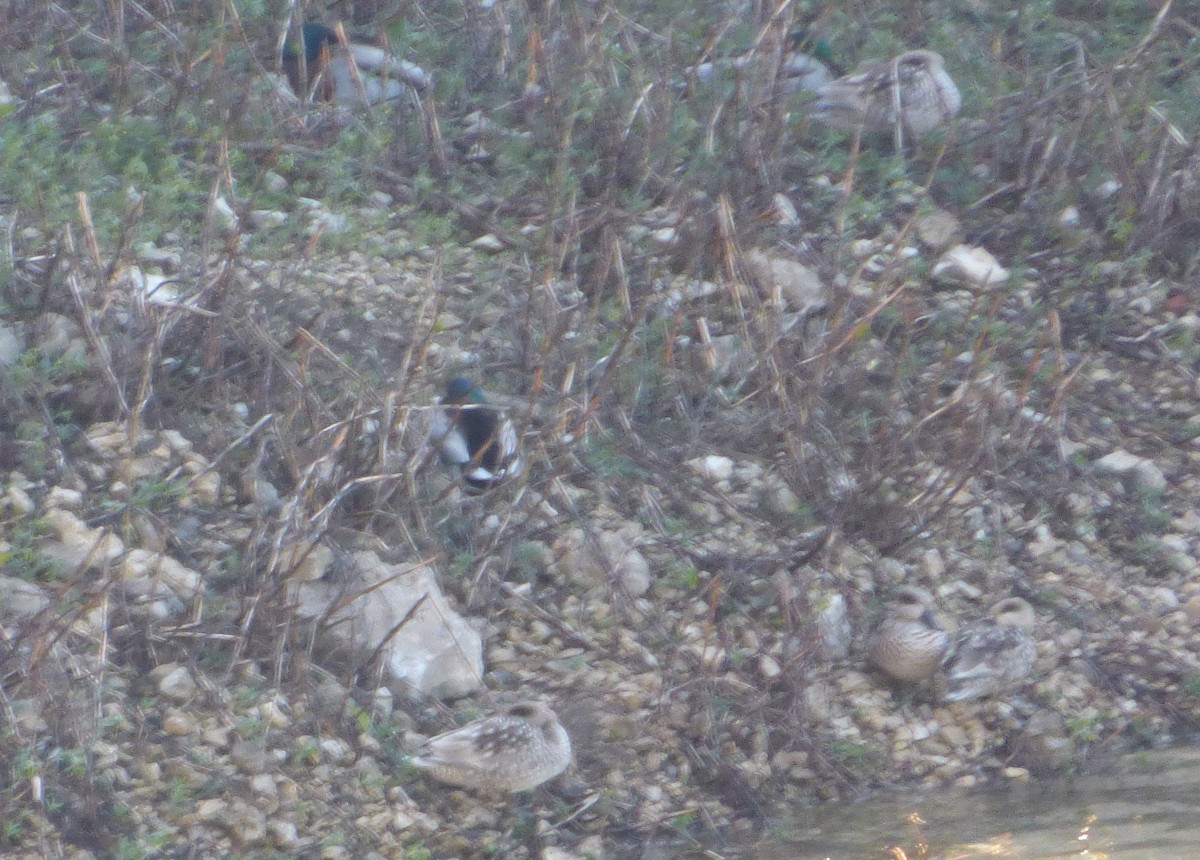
867;586;950;684
281;23;429;105
428;376;522;490
686;35;835;92
684;30;833;94
941;597;1037;702
411;702;572;794
778;50;835;94
812;49;960;140
778;29;840;93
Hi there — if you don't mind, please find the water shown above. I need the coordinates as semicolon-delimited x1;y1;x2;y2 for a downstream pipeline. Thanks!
756;747;1200;860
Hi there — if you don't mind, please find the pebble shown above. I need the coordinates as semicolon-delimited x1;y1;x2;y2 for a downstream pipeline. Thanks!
153;665;197;702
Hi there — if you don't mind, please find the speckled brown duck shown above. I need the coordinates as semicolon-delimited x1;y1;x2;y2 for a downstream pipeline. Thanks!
812;49;960;140
941;597;1037;702
411;702;571;794
867;586;951;684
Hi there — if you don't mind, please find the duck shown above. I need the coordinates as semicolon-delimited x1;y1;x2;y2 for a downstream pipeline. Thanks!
281;23;429;105
683;29;834;95
778;30;840;94
941;597;1037;702
428;376;523;490
411;702;572;794
811;49;960;141
867;586;950;684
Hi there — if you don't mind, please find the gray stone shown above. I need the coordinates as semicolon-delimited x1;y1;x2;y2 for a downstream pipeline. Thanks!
231;741;268;774
283;542;334;582
296;551;484;700
38;509;124;572
553;525;653;596
932;244;1009;289
0;575;50;620
687;455;734;482
0;322;25;366
151;664;197;702
813;591;852;660
119;548;203;603
744;250;828;314
1095;449;1167;493
32;313;87;364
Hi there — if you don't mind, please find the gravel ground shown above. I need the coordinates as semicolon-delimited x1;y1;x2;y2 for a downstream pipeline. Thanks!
3;172;1200;860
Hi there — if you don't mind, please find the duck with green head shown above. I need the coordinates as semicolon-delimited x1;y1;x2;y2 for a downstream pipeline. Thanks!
682;28;834;95
429;376;522;490
281;22;430;105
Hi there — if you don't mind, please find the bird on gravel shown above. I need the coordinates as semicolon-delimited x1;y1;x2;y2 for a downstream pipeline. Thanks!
281;23;429;105
683;29;834;95
411;702;572;794
941;597;1037;702
779;29;841;93
428;375;523;490
867;586;951;684
811;49;960;141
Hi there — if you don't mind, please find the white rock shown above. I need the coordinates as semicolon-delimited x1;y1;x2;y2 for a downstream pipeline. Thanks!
259;699;291;728
250;210;288;228
44;486;83;509
306;208;348;236
294;552;483;699
251;774;278;797
814;591;851;660
269;820;299;850
186;464;221;505
914;209;960;249
372;686;394;720
0;322;25;366
1095;449;1167;492
687;454;734;481
213;196;239;232
932;244;1009;289
759;653;783;680
552;525;654;596
1131;460;1167;493
469;233;505;252
119;548;202;602
38;509;124;572
5;485;35;514
128;266;184;305
772;193;800;226
0;575;50;621
744;250;828;313
283;542;334;582
320;737;354;764
153;664;197;702
33;313;87;364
